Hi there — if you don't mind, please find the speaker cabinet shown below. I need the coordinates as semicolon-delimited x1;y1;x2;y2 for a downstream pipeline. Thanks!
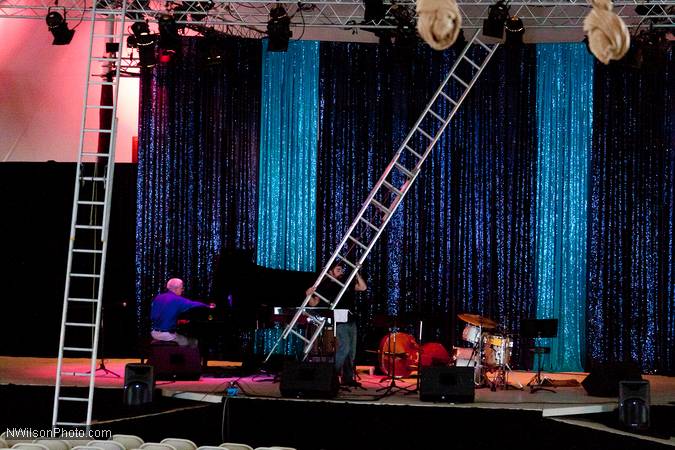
124;363;154;406
619;380;650;430
420;366;475;403
279;361;339;399
147;343;202;381
581;362;642;397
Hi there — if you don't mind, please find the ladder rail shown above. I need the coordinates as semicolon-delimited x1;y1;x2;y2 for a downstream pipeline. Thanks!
267;31;500;361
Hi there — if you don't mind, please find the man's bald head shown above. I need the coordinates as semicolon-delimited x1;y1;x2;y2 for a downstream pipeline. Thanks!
166;278;184;295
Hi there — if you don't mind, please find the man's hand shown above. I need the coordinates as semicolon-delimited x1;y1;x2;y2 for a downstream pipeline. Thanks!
209;302;216;309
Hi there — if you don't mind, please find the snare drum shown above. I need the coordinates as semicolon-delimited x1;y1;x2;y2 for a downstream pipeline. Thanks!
461;324;482;344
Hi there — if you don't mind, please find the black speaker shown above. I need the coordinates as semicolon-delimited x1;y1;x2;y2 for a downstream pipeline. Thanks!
279;361;339;399
124;363;154;406
619;380;650;431
148;343;202;381
581;362;642;397
420;366;475;403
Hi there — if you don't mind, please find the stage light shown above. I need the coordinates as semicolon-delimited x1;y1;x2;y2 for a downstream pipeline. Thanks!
504;15;524;45
130;21;157;69
199;29;225;66
46;8;75;45
267;5;292;52
158;13;180;57
483;0;509;39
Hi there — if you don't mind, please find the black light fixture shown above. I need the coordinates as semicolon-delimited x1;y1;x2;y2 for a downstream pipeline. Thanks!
199;29;225;67
267;5;292;52
483;0;509;39
46;8;75;45
390;4;417;48
504;15;524;45
129;21;157;69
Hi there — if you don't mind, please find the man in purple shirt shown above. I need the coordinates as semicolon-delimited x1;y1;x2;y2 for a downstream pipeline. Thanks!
151;278;214;347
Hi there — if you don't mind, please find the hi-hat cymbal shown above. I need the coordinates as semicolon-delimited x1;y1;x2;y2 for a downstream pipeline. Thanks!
457;313;497;329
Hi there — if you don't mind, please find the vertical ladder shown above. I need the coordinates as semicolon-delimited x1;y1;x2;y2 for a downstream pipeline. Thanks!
52;2;128;431
265;31;500;362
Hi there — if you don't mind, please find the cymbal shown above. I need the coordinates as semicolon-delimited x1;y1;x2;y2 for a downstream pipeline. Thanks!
457;313;497;329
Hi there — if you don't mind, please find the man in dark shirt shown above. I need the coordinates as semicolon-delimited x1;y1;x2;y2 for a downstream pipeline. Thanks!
151;278;214;347
306;265;367;387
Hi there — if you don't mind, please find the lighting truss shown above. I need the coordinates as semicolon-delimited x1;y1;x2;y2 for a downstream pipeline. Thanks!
1;1;674;34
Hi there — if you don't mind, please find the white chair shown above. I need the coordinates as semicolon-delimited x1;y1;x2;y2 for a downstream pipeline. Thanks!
33;441;70;450
159;439;196;450
219;444;254;450
87;441;124;450
0;438;10;449
269;447;296;450
72;446;105;450
110;436;144;450
139;443;177;450
11;444;50;450
196;447;221;450
1;432;32;448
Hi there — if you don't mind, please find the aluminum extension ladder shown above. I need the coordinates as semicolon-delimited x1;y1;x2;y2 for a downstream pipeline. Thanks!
265;31;500;362
52;1;128;431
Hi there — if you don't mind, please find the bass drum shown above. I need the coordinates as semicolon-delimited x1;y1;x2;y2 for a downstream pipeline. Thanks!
379;332;419;378
419;342;451;367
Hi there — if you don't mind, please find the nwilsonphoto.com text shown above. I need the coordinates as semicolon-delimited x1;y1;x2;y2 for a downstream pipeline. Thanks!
4;428;112;440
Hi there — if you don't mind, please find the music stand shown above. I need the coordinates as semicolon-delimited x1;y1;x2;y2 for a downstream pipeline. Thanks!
520;318;558;393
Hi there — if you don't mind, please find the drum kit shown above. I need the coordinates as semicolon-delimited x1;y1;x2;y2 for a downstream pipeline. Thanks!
455;313;522;390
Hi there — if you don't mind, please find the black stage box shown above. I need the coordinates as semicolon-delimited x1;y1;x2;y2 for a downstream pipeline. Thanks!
124;363;154;405
148;343;202;381
420;366;475;403
280;361;338;399
582;362;642;397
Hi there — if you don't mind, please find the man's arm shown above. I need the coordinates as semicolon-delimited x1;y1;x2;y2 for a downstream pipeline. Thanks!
354;272;367;292
305;286;320;306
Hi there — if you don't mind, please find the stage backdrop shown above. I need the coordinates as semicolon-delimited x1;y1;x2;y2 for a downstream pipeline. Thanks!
136;37;674;373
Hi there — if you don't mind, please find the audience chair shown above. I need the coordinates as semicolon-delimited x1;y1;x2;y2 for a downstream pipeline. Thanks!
0;438;9;449
269;447;296;450
219;444;254;450
87;441;124;450
11;444;50;450
72;446;105;450
111;436;144;450
33;441;70;450
139;443;177;450
1;432;32;448
196;447;221;450
160;439;196;450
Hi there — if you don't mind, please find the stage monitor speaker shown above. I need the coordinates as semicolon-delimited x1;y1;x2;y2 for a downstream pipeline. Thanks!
420;366;475;403
581;362;642;397
279;361;338;399
124;363;154;406
619;380;650;431
148;343;202;381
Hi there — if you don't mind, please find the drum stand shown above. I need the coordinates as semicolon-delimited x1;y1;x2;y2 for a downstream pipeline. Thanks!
376;329;415;396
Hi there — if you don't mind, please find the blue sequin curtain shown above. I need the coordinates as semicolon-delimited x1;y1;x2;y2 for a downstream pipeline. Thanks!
136;37;261;330
318;42;539;364
534;43;593;372
256;40;319;272
587;48;675;373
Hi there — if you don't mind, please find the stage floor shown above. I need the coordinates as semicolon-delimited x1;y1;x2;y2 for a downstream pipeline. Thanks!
1;356;674;447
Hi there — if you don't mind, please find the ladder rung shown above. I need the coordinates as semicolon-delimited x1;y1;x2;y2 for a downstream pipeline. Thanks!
370;199;392;215
290;328;310;343
417;128;434;141
59;397;89;402
82;152;111;158
382;180;403;197
68;298;99;303
77;200;105;205
80;176;107;181
427;110;446;123
312;292;332;305
476;39;492;52
61;371;91;377
54;422;87;426
359;217;381;232
394;162;415;178
63;347;94;352
93;33;120;38
404;145;424;159
325;273;346;288
462;55;482;71
451;73;469;88
75;225;104;230
69;273;101;279
335;254;356;269
84;128;113;133
348;236;368;250
439;91;458;106
92;57;118;62
72;248;103;254
86;103;115;108
65;322;96;327
89;81;117;86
